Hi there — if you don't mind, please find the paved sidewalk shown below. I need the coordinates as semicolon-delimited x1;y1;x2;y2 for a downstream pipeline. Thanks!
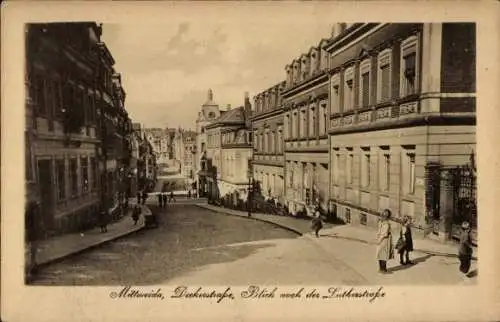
33;203;150;267
197;203;477;260
197;203;478;285
196;203;335;235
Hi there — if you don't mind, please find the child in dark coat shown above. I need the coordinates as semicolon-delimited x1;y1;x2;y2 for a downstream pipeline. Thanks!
311;207;323;238
397;215;414;265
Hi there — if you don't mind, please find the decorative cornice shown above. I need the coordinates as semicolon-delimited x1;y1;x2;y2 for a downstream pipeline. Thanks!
328;114;476;136
282;71;329;98
250;106;284;122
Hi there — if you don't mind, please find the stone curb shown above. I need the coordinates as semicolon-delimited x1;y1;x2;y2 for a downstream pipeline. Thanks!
196;204;478;261
195;204;305;237
35;205;151;270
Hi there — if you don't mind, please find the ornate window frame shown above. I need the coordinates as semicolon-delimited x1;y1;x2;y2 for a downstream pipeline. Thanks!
319;100;328;136
330;73;341;115
377;48;393;103
399;35;420;97
343;66;355;112
309;102;316;138
359;58;372;108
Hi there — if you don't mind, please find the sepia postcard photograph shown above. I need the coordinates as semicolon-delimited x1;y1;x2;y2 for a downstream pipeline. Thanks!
2;1;499;322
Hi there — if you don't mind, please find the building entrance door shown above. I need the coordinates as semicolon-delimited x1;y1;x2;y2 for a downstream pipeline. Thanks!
37;159;54;237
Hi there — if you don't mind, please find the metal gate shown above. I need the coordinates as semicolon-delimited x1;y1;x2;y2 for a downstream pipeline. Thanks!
450;164;477;237
425;158;477;241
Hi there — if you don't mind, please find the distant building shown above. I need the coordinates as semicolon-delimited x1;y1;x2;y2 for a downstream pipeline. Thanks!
180;130;197;179
195;89;223;197
205;93;253;202
143;128;170;165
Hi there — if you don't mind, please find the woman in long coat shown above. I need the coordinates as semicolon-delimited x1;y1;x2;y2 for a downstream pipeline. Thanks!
376;209;394;273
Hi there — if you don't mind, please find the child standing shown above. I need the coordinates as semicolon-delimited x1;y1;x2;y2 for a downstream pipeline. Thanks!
311;207;323;238
396;216;414;265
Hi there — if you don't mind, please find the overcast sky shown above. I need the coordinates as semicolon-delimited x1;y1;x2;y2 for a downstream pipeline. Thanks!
101;22;332;130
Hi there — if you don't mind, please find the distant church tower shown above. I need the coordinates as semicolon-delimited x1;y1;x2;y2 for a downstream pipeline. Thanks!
194;88;221;196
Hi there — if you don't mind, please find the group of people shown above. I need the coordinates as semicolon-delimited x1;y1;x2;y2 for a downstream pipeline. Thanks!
310;207;475;277
157;191;176;207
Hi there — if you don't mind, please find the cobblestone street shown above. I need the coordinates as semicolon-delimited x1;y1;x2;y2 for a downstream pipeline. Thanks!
32;203;476;286
31;204;299;285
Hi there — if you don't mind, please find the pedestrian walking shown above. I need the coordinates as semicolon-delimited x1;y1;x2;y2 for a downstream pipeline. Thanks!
132;205;141;225
169;191;176;203
395;215;414;265
157;193;163;207
458;221;474;276
310;207;323;238
376;209;394;274
136;191;141;204
142;190;148;205
161;192;167;207
188;190;191;199
98;209;109;233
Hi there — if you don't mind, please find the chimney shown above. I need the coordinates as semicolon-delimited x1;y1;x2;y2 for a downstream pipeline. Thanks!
244;91;252;124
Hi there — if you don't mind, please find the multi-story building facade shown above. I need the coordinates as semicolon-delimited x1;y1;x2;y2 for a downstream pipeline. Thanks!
25;22;132;238
180;130;197;179
143;128;170;165
252;82;286;203
98;46;133;212
195;89;222;196
204;94;253;202
220;95;253;204
325;23;476;241
282;36;332;216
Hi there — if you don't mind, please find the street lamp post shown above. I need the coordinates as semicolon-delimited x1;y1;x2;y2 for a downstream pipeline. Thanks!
247;163;252;217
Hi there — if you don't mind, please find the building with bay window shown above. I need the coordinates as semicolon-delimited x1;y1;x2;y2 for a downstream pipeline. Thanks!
252;81;286;203
204;94;252;201
326;23;476;241
25;22;104;238
219;96;253;205
25;22;134;240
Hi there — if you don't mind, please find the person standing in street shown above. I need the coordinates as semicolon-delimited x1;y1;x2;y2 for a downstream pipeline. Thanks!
188;190;191;199
98;209;109;233
162;192;167;207
137;191;141;204
458;221;474;276
310;206;323;238
132;205;141;225
169;191;176;203
376;209;394;273
142;190;148;205
157;192;163;207
396;215;414;265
